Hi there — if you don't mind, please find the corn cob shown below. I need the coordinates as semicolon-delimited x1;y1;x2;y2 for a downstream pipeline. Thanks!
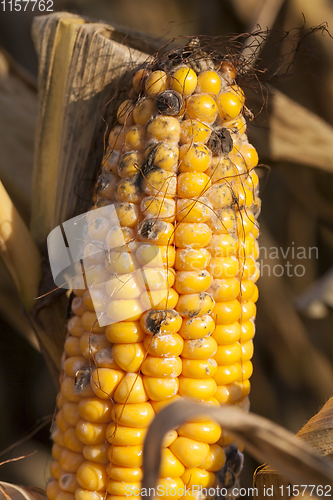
47;48;260;500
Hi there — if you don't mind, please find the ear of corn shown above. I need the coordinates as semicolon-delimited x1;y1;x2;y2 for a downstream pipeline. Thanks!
47;50;260;500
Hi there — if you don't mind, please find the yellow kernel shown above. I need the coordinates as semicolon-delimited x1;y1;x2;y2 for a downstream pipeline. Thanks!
79;333;110;360
64;356;88;378
175;293;215;318
182;337;217;359
174;270;212;294
63;427;85;453
178;377;217;400
76;461;107;491
179;143;212;173
144;142;179;172
208;256;239;279
109;445;143;468
170;437;209;468
240;320;255;342
240;300;256;321
162;430;178;447
112;343;145;373
177;172;211;198
59;472;79;493
160;448;185;477
146;116;180;144
133;97;156;126
114;373;148;403
75;490;105;500
117;99;134;126
106;422;147;445
212;323;241;345
143;376;179;401
176;198;212;223
115;177;141;204
105;274;141;301
50;460;62;479
171;67;197;96
141;356;182;378
180;119;211;145
59;449;85;473
90;368;124;399
83;444;109;464
132;68;147;92
207;234;238;257
137;220;175;246
213;363;241;385
115;202;140;228
136;267;175;291
124;125;145;151
56;409;71;433
68;317;85;338
145;70;169;96
241;340;254;362
181;468;215;488
108;126;124;151
206;182;233;209
61;376;94;403
52;443;64;461
175;223;212;249
111;401;155;428
215;343;242;365
209;278;240;301
140;309;182;336
181;358;217;378
178;420;221;444
214;382;242;404
186;94;218;124
136;243;176;268
108;465;143;482
51;427;64;447
212;299;242;325
238;235;255;259
81;311;105;334
206;207;236;234
240;142;259;168
206;155;236;182
142;169;177;198
197;70;221;94
179;314;215;339
216;90;243;120
241;360;253;380
239;256;256;280
175;248;211;271
150;395;182;413
107;298;145;323
200;443;226;471
75;420;107;446
117;151;143;178
143;333;184;357
156;477;185;500
105;250;139;275
46;481;61;500
141;196;176;223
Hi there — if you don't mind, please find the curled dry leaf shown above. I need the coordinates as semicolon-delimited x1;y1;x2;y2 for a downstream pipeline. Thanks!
0;482;46;500
142;400;333;497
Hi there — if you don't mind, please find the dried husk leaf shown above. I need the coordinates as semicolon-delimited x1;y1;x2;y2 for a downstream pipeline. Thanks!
142;400;333;498
0;483;46;500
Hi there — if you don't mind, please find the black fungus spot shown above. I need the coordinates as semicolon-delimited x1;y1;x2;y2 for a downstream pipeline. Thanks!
144;310;167;335
156;90;183;116
208;128;233;156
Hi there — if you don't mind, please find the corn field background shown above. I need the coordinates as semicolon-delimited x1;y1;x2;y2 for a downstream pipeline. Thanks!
1;0;333;493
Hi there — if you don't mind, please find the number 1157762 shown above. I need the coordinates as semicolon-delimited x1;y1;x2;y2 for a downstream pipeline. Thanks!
1;0;53;11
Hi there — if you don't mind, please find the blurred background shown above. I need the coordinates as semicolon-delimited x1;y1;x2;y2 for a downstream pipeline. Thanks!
1;0;333;492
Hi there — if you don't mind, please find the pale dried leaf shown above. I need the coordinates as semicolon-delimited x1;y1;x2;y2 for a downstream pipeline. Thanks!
142;400;333;498
0;483;46;500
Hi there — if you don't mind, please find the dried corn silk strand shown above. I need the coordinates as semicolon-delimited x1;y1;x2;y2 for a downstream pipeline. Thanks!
47;42;260;500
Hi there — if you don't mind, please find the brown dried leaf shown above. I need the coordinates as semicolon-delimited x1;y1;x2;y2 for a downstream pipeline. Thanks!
0;483;46;500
